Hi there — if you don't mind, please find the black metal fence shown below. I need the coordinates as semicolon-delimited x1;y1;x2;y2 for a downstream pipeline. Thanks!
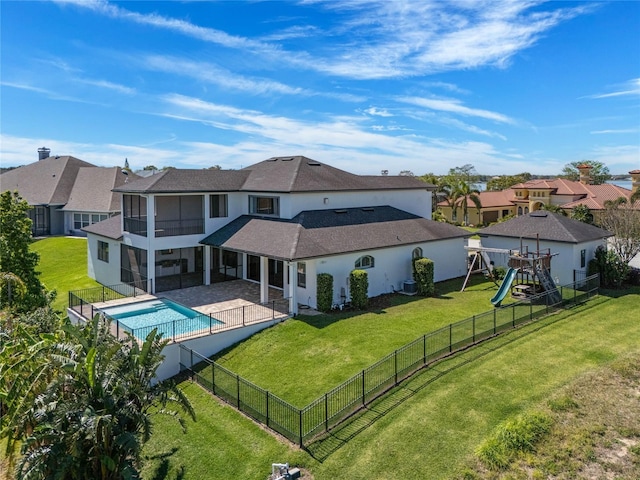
68;283;290;343
179;274;600;448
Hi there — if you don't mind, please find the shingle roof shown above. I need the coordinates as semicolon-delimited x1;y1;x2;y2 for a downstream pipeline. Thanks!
0;155;96;205
82;214;123;240
113;169;250;193
200;206;469;260
113;156;433;194
62;167;138;212
478;211;612;244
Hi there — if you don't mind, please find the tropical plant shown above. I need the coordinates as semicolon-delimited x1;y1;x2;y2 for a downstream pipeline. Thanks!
0;308;62;473
541;203;567;216
450;180;482;226
570;204;593;224
2;315;195;480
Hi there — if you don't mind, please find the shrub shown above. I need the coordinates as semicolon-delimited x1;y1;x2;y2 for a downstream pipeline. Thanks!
589;246;629;288
493;266;507;280
349;269;368;309
316;273;333;312
476;411;552;470
412;257;435;296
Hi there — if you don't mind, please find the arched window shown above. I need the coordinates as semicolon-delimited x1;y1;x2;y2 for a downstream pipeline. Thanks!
412;247;423;259
355;255;375;269
517;206;523;215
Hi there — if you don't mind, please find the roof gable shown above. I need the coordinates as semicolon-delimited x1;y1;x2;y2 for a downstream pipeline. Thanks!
0;155;96;205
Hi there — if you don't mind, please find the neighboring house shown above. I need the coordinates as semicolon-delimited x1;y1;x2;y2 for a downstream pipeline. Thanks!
84;156;470;313
477;211;613;286
61;166;135;236
0;148;137;236
438;166;640;226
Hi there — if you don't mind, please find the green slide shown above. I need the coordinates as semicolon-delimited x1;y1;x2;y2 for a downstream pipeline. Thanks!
490;267;519;307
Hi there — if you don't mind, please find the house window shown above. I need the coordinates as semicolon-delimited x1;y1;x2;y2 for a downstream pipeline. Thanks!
581;249;586;268
297;262;306;288
355;255;374;269
412;247;423;259
249;196;279;216
97;241;109;263
210;194;228;218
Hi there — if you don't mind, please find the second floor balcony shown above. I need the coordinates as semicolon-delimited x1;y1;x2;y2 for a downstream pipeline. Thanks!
154;218;204;237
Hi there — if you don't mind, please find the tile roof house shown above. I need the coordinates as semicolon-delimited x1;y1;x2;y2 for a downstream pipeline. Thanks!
477;211;613;285
0;149;138;236
84;156;470;313
437;166;640;226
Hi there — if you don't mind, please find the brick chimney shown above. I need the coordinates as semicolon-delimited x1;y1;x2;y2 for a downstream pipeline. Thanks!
577;163;592;185
630;169;640;195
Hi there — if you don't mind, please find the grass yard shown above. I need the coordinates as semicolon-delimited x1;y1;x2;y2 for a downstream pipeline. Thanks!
25;237;640;479
211;275;500;406
142;289;639;479
31;236;100;313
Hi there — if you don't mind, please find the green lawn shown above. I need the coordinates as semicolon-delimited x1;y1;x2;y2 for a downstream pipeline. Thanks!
31;236;100;313
142;289;639;479
211;275;500;406
27;237;640;479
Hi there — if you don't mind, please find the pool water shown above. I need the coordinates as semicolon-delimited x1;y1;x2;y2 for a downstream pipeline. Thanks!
102;298;221;338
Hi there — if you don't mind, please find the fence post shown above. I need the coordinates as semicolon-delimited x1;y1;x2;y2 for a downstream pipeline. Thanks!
472;315;476;343
266;391;270;428
102;286;105;303
272;300;275;320
449;324;453;352
212;362;216;395
190;349;193;372
325;393;329;431
362;370;366;406
116;319;120;339
394;350;398;386
237;375;241;409
172;321;176;342
299;410;303;448
493;309;496;335
209;313;213;334
242;305;246;326
423;334;427;365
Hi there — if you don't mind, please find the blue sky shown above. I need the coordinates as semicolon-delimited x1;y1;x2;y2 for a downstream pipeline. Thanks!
1;1;639;176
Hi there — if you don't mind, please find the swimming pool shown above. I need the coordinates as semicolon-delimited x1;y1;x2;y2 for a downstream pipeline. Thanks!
102;298;222;340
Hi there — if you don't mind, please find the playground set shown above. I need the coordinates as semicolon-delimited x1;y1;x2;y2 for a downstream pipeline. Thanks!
462;242;562;307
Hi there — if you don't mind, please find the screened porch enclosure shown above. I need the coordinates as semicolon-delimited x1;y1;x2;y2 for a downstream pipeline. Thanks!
210;247;243;283
155;246;204;292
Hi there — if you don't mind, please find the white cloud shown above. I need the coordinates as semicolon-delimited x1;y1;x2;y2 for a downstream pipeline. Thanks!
54;0;590;80
586;78;640;99
591;128;639;135
398;96;514;124
364;106;393;117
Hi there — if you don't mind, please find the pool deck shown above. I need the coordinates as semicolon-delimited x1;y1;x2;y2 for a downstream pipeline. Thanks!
73;280;294;342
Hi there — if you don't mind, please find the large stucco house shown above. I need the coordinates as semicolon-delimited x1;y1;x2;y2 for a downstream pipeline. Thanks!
83;156;470;313
438;165;640;226
0;148;137;236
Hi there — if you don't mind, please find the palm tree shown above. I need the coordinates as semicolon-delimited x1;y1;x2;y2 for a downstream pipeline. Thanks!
450;180;482;226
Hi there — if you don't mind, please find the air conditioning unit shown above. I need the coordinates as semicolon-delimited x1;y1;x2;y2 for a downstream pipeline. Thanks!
403;280;417;294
